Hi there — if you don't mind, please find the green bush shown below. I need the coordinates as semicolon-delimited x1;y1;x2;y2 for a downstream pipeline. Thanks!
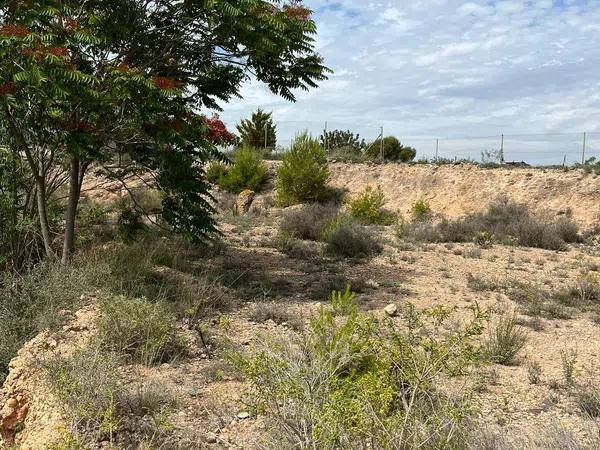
206;162;229;184
348;185;396;225
411;199;432;221
219;147;268;193
236;108;277;149
117;206;147;243
323;215;382;258
276;133;330;206
279;203;339;241
232;294;485;449
484;312;528;365
96;295;186;366
365;136;417;162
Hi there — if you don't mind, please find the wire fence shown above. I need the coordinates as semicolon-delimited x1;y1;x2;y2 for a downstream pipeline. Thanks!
264;120;600;166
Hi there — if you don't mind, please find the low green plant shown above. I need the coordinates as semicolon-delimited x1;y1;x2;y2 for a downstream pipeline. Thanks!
527;361;542;384
322;215;382;258
96;295;186;366
276;133;330;206
232;295;486;449
347;185;396;225
117;207;148;244
561;348;578;385
411;199;432;221
484;312;528;365
330;285;356;315
206;162;229;184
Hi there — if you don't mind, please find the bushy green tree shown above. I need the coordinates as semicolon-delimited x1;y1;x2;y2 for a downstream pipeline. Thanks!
237;109;277;149
276;133;330;206
0;0;328;263
211;147;269;194
319;129;365;153
365;137;417;162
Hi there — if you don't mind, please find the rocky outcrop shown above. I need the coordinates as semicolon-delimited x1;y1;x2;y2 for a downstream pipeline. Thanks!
235;190;256;215
0;306;96;449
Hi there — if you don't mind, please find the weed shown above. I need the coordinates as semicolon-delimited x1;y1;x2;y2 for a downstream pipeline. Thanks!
484;312;528;365
527;361;542;384
96;295;186;366
279;203;339;241
249;302;304;330
411;199;431;221
561;348;578;385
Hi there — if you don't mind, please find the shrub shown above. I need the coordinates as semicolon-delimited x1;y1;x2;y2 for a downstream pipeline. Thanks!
232;296;485;449
117;207;147;243
279;203;339;240
276;133;330;206
348;185;396;225
484;312;528;365
273;232;320;259
218;147;268;194
323;215;382;258
96;295;186;366
364;136;416;162
206;162;229;184
411;199;431;221
399;196;581;251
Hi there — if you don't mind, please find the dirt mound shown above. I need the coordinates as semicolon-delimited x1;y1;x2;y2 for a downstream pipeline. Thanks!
328;163;600;228
0;306;96;449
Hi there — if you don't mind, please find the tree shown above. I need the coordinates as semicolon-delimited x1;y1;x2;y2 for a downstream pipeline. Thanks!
276;133;330;206
0;0;329;264
365;137;417;162
319;129;365;154
237;109;277;149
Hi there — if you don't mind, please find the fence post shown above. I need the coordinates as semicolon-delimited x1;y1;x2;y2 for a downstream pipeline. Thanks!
435;139;439;161
324;121;328;153
500;134;505;163
582;132;587;165
380;126;384;162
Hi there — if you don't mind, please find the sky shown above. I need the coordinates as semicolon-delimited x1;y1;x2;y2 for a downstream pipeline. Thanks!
217;1;600;163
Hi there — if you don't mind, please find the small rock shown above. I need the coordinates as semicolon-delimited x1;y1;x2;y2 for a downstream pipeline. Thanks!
237;411;251;420
206;433;218;444
384;303;398;317
6;398;17;408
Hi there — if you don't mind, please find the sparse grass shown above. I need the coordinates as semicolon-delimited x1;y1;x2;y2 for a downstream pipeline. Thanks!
484;312;528;365
96;295;187;366
576;382;600;418
561;348;578;385
249;302;304;330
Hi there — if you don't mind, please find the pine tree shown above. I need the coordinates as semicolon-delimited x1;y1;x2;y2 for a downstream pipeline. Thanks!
237;109;277;149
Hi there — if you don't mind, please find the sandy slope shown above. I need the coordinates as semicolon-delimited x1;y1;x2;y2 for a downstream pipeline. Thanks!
328;163;600;228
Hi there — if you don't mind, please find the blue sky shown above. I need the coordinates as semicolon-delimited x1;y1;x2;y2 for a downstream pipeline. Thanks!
218;1;600;161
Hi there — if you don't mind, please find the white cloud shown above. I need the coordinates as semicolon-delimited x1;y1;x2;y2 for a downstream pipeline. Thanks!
218;0;600;161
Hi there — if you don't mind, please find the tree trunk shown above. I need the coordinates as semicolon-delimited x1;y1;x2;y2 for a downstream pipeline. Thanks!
35;177;55;260
61;156;80;264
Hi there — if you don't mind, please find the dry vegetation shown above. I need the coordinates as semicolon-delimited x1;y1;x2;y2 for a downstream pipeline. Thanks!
2;161;600;449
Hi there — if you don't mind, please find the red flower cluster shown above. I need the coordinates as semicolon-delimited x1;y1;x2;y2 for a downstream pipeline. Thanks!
152;76;183;90
21;45;69;59
58;119;92;133
204;115;235;144
0;24;30;38
282;4;312;21
0;82;16;95
65;18;79;30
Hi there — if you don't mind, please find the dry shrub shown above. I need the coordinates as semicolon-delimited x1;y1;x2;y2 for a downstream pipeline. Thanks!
484;312;528;365
279;203;339;240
